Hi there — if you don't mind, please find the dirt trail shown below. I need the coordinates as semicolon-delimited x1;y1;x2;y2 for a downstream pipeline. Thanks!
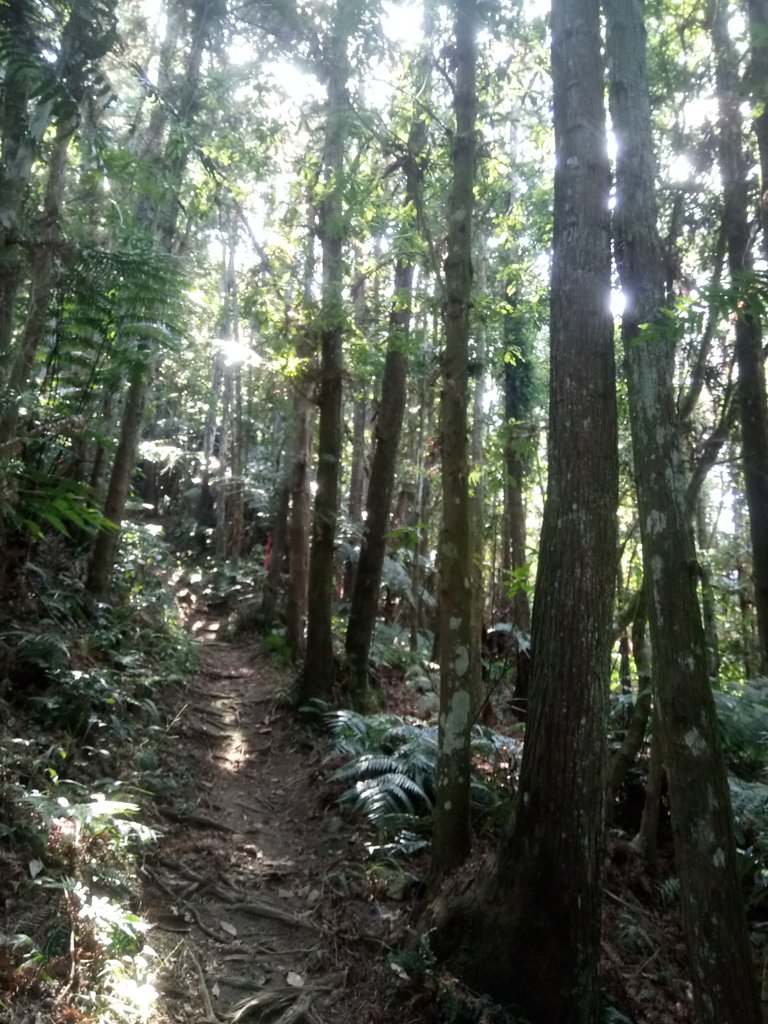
142;625;397;1024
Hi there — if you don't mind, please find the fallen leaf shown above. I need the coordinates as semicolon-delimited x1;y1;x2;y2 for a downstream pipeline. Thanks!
220;920;238;936
29;858;44;879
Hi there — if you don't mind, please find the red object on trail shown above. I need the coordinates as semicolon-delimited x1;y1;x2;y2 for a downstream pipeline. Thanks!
264;535;272;570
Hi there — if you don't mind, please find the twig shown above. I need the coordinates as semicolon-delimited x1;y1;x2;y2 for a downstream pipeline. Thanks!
213;889;320;931
157;804;244;834
272;994;314;1024
604;888;647;915
189;904;230;944
186;943;223;1023
213;974;268;991
629;947;660;978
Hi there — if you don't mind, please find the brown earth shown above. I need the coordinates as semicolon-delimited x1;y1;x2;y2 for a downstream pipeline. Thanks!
141;622;410;1024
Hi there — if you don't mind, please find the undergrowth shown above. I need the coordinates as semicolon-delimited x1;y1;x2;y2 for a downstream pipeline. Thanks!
0;519;196;1023
324;708;522;845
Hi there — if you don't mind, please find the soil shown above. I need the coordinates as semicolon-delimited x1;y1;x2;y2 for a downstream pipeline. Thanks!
141;620;407;1024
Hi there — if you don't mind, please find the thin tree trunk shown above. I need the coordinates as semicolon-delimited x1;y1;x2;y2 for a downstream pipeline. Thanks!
607;2;761;1019
286;387;314;660
342;391;367;599
502;288;534;718
344;115;425;706
86;353;150;596
711;2;768;676
299;17;349;701
607;595;652;814
631;704;663;863
85;0;215;594
469;242;487;720
747;0;768;257
431;0;478;881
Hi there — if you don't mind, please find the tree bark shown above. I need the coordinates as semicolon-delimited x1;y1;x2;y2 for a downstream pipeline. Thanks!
711;1;768;677
298;17;349;701
344;115;425;707
502;288;534;718
431;0;478;881
607;1;761;1020
433;0;615;1018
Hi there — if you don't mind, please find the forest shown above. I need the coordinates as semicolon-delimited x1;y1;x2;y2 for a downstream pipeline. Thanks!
2;0;768;1022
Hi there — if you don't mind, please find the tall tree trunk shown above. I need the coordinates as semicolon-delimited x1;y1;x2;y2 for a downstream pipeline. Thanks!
342;391;367;599
298;15;349;701
344;117;425;707
469;242;487;719
286;386;314;659
284;226;319;661
430;0;478;882
747;0;768;256
607;2;761;1020
434;0;616;1018
711;1;768;676
502;288;534;718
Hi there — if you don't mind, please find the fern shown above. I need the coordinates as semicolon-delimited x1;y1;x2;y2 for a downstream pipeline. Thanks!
325;710;516;837
714;681;768;778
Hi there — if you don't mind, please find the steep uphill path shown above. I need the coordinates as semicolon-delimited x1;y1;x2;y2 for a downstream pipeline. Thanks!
142;620;403;1024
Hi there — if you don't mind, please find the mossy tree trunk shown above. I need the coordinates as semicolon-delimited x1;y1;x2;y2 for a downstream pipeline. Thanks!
711;0;768;677
430;0;478;882
608;1;761;1019
299;16;349;701
344;115;426;708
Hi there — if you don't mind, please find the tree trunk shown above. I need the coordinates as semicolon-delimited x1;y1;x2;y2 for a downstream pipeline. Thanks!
430;0;478;882
0;112;77;450
607;2;761;1020
747;0;768;257
261;457;292;626
607;595;652;815
86;353;150;596
298;18;349;701
344;115;425;707
502;288;534;718
286;386;314;660
342;391;367;599
469;242;487;720
631;705;663;863
711;1;768;676
433;0;616;1018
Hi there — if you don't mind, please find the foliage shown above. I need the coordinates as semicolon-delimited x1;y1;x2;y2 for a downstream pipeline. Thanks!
714;680;768;779
325;708;517;838
0;776;158;1023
